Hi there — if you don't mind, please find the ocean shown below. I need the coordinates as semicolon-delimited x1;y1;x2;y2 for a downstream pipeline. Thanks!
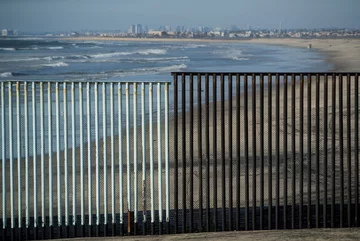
0;38;331;81
0;38;332;158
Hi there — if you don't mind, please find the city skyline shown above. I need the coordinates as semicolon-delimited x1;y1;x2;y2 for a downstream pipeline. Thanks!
0;0;359;32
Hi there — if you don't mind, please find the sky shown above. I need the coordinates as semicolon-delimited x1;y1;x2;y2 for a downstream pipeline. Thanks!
0;0;359;32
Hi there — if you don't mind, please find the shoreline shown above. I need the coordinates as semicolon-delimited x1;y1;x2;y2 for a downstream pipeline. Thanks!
61;37;360;72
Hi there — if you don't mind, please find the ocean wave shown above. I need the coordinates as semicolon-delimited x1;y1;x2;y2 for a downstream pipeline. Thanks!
0;72;12;78
220;49;250;61
137;49;167;55
132;56;189;62
0;48;16;51
63;64;187;80
90;49;167;58
0;57;41;62
18;47;39;50
230;57;250;61
45;46;64;50
44;55;90;61
41;62;69;67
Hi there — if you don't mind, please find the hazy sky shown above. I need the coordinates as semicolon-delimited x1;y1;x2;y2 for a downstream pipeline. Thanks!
0;0;359;32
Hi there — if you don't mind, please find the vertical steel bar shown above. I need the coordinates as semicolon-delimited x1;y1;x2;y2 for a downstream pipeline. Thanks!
339;74;344;228
40;82;45;229
212;73;218;232
141;83;146;234
173;75;179;233
126;83;132;215
1;82;5;236
316;74;320;228
32;82;38;235
244;74;249;231
283;74;288;229
252;74;256;230
291;74;296;229
197;74;203;232
8;83;14;232
79;82;85;231
71;82;76;231
189;74;194;233
275;74;280;229
48;83;53;231
268;74;273;230
110;83;115;232
149;83;155;233
307;74;312;229
182;74;186;233
103;83;108;233
63;83;69;233
16;82;22;232
221;74;226;231
299;74;304;229
228;74;233;231
87;83;92;231
71;83;78;234
323;74;328;228
157;83;162;234
355;74;359;227
95;82;100;233
347;74;351;227
260;74;264;230
56;82;62;234
118;83;123;231
63;83;68;233
61;82;67;232
133;83;138;234
24;83;29;234
205;74;210;232
236;74;240;231
165;82;170;233
331;74;336;228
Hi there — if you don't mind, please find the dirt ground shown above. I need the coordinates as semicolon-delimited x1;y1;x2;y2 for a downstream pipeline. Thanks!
58;228;360;241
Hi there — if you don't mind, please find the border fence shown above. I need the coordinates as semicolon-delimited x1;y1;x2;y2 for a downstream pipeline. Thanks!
0;72;359;240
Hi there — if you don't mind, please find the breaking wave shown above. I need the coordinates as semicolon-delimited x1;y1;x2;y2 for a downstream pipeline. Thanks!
0;48;16;51
90;49;167;58
41;62;69;67
45;46;64;50
0;72;12;78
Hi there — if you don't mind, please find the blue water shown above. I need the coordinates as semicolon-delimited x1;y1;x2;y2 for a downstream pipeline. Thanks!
0;38;331;81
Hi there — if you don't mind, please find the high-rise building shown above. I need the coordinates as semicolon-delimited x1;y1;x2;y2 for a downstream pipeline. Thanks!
135;24;142;34
2;29;7;36
143;25;149;34
128;25;136;34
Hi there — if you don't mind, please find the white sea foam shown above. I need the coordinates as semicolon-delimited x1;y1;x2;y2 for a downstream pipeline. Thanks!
116;64;187;77
137;49;167;55
0;48;16;51
222;49;250;61
41;62;69;67
0;72;13;78
90;49;167;58
0;57;41;62
45;46;64;50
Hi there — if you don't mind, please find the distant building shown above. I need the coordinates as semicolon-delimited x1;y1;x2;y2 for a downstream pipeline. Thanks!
135;24;142;34
2;29;7;36
143;25;149;34
148;30;165;37
176;26;185;33
128;25;136;34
